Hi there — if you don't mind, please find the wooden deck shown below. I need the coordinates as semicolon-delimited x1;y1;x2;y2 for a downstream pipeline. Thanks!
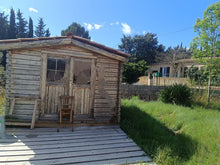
0;125;154;165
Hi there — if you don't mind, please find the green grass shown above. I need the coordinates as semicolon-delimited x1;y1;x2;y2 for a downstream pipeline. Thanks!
120;97;220;165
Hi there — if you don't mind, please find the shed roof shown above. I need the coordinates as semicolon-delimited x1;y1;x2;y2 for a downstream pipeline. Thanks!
0;35;130;62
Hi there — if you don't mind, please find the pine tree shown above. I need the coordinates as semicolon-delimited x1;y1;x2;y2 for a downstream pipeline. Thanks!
0;12;9;39
35;18;46;37
9;8;16;39
16;9;27;38
45;28;50;37
28;17;33;38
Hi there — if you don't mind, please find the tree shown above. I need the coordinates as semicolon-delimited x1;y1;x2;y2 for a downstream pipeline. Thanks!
28;17;33;38
190;2;220;103
8;8;16;39
122;60;149;84
35;18;46;37
16;9;27;38
45;28;50;37
0;12;8;39
61;22;91;39
155;44;191;77
119;33;165;64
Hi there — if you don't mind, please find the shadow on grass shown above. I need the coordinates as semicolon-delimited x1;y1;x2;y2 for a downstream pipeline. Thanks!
120;104;198;164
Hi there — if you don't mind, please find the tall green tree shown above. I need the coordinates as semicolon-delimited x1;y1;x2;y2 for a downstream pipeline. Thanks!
28;17;33;38
119;33;165;64
35;18;46;37
16;9;27;38
0;12;8;39
45;28;50;37
190;2;220;103
61;22;91;39
9;8;16;39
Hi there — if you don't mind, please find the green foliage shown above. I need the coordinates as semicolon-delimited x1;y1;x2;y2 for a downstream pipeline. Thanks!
28;17;33;38
61;22;91;39
0;87;5;116
121;98;220;164
187;66;220;86
8;8;16;39
0;66;5;86
119;33;165;64
16;9;27;38
45;28;50;37
0;8;49;41
0;51;6;69
0;12;9;40
35;18;49;37
190;2;220;103
122;60;149;84
159;84;192;107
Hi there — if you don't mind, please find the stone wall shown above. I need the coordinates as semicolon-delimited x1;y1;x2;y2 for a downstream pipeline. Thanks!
121;84;166;101
121;84;220;102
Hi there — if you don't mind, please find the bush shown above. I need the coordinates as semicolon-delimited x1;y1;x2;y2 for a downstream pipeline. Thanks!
159;84;192;107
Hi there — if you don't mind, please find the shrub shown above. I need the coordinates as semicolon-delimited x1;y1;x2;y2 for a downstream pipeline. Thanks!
159;84;192;107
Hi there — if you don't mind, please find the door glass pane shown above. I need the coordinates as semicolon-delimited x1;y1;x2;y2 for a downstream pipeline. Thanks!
73;61;91;85
47;58;56;70
47;58;66;82
57;59;66;71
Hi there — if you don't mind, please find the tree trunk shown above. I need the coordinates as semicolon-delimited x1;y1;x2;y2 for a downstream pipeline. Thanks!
207;68;211;104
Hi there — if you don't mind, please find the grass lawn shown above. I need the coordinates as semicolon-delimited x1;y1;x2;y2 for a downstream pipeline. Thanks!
120;97;220;165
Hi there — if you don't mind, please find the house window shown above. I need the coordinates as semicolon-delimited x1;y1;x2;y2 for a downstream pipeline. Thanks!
47;58;66;82
73;60;91;85
160;67;170;77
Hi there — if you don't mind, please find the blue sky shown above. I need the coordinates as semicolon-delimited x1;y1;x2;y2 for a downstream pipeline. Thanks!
0;0;219;49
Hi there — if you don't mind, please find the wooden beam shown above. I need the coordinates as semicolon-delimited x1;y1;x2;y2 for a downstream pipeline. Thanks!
9;98;15;115
0;38;72;50
40;53;47;116
31;99;40;129
71;39;129;62
5;51;11;114
90;59;96;118
42;50;97;59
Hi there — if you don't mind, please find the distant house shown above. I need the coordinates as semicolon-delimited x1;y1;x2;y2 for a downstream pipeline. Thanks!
138;58;204;86
149;58;204;78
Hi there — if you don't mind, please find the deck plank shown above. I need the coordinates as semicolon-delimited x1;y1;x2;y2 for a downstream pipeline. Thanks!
0;126;153;165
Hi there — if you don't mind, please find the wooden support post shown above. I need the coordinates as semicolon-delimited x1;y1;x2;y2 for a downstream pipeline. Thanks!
90;59;96;118
40;53;47;116
31;99;39;129
9;98;15;115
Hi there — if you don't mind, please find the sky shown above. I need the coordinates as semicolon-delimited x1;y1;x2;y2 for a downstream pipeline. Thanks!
0;0;219;49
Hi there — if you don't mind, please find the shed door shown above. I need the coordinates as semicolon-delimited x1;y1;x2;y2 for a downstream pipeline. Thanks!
69;58;96;118
44;57;96;118
45;57;69;115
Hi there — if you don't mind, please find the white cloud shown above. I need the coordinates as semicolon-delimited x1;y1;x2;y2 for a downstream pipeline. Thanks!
94;24;103;30
121;23;131;34
29;7;38;13
84;23;103;31
143;30;146;35
110;21;120;26
87;24;93;30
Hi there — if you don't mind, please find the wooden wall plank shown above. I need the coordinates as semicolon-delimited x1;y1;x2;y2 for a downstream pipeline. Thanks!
40;53;47;116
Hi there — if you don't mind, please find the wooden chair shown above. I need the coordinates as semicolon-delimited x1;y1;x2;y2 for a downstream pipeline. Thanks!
57;96;74;132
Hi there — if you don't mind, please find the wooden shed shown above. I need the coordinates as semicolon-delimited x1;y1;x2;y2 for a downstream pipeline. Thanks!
0;35;130;127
